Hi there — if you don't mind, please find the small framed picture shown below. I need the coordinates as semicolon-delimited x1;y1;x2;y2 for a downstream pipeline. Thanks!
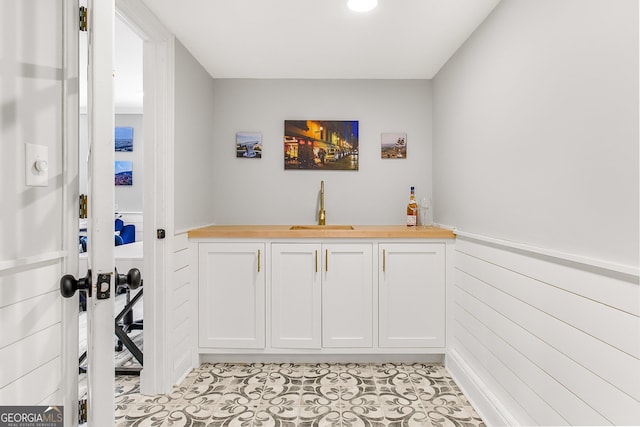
115;161;133;185
381;132;407;159
115;127;134;152
236;132;262;158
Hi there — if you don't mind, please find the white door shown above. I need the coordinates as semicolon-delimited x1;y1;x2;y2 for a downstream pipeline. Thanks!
322;244;373;348
61;2;117;424
1;1;79;425
271;243;321;349
86;1;116;424
379;243;445;348
198;243;266;349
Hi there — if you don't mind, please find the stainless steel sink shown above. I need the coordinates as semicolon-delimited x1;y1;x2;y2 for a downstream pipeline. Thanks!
289;225;354;230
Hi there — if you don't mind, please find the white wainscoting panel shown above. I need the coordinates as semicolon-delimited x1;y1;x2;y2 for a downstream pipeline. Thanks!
0;323;61;387
0;357;61;405
0;271;62;405
0;261;60;308
448;236;640;426
170;232;195;384
0;290;62;349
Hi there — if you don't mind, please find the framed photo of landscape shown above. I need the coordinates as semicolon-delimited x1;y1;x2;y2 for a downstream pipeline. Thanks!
236;132;262;158
381;132;407;159
115;161;133;186
115;127;134;152
284;120;359;170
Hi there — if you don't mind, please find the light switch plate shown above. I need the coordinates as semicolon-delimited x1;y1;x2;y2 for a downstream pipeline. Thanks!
26;143;49;187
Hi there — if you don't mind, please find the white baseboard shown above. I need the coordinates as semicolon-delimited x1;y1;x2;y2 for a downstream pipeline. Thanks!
199;353;444;365
173;365;193;387
446;349;517;427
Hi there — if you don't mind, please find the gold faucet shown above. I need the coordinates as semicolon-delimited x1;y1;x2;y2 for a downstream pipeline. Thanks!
318;180;326;225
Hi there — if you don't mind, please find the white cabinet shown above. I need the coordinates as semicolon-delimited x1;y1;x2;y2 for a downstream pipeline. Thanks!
195;238;449;354
379;243;445;348
271;243;321;349
198;242;265;349
322;244;373;348
271;243;373;349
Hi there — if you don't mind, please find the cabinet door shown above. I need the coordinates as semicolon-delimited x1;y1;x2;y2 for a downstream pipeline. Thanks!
198;242;265;348
379;243;445;347
322;244;373;348
271;244;321;349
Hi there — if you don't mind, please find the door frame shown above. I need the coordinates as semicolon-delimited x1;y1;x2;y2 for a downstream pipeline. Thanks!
62;0;80;425
115;0;175;395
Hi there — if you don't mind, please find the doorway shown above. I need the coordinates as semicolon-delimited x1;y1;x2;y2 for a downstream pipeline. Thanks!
78;11;146;403
71;2;176;414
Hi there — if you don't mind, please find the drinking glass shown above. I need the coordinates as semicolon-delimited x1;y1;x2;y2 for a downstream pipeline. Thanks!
419;197;431;227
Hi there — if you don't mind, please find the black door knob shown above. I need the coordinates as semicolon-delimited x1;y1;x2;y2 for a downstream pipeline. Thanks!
60;269;92;298
115;268;142;289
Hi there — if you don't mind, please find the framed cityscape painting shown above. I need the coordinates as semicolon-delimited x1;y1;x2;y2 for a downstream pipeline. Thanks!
284;120;359;170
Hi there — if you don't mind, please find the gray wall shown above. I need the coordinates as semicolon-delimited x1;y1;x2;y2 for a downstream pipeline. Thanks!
433;0;639;267
211;79;433;225
174;39;216;231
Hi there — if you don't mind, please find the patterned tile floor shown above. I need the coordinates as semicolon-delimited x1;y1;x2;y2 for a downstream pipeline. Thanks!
114;362;484;426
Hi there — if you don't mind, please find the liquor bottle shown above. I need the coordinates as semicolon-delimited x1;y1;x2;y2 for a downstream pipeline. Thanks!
406;186;418;227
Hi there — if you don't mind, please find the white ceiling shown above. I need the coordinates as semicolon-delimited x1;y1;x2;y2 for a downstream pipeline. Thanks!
107;0;501;111
80;16;144;113
138;0;501;79
114;17;144;113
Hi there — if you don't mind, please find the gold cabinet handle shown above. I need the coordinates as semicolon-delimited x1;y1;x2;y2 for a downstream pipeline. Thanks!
315;250;318;272
325;249;328;272
383;249;386;272
258;249;261;272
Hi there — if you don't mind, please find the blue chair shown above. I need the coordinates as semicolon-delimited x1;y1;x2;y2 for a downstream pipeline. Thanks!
115;218;124;245
114;218;135;246
120;224;136;244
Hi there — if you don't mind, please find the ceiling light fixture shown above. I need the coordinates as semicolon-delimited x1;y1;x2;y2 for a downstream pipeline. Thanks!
347;0;378;12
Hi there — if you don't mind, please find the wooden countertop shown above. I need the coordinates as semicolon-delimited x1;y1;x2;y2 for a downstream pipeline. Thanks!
188;225;456;239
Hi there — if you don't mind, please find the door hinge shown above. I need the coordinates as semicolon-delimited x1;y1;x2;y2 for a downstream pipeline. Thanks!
79;194;87;219
78;398;87;423
79;6;87;32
